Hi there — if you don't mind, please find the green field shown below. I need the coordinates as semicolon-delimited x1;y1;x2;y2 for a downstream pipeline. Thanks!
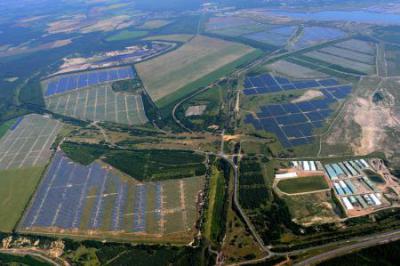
138;20;171;29
277;176;329;194
0;166;44;232
106;30;149;41
136;35;258;107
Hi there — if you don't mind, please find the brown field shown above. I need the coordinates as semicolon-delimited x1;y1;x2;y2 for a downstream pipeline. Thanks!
136;35;255;103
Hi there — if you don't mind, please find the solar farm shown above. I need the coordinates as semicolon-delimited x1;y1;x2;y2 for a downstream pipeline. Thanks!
242;26;296;47
205;16;265;37
289;27;346;50
19;151;205;241
43;66;148;125
299;39;377;75
44;66;135;97
45;84;148;125
243;73;352;147
0;114;62;170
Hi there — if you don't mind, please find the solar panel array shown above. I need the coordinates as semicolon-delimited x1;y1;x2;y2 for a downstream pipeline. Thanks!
244;85;352;147
20;151;203;237
45;66;135;97
0;115;61;170
243;73;340;95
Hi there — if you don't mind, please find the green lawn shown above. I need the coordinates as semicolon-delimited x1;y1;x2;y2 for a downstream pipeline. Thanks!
277;176;329;194
106;30;149;42
0;167;45;232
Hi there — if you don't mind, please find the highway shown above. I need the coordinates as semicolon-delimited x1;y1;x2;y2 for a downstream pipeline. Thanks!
294;229;400;266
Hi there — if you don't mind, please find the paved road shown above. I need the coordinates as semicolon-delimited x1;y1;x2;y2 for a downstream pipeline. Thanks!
294;230;400;266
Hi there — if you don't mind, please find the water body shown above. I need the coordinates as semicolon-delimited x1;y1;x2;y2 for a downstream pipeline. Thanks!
274;10;400;25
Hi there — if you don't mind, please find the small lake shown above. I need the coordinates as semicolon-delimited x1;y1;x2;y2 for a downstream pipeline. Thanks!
273;10;400;25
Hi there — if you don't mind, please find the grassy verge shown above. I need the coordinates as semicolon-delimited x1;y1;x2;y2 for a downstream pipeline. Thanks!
205;165;226;245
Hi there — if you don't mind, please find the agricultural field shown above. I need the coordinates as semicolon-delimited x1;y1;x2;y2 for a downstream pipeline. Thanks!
276;176;329;194
138;20;171;29
0;167;45;232
106;30;149;42
45;84;148;126
0;114;61;170
19;151;205;243
136;35;257;107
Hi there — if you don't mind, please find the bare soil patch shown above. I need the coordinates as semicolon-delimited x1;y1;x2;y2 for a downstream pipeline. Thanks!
292;90;324;103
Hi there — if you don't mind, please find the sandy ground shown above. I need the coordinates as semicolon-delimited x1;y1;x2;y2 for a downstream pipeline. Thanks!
185;105;207;117
292;90;324;103
352;97;397;154
326;95;399;159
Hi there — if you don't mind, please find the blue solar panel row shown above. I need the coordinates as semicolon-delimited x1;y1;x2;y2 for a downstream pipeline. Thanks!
20;151;157;233
45;67;135;97
243;85;352;147
10;117;24;131
243;73;342;96
133;185;146;232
